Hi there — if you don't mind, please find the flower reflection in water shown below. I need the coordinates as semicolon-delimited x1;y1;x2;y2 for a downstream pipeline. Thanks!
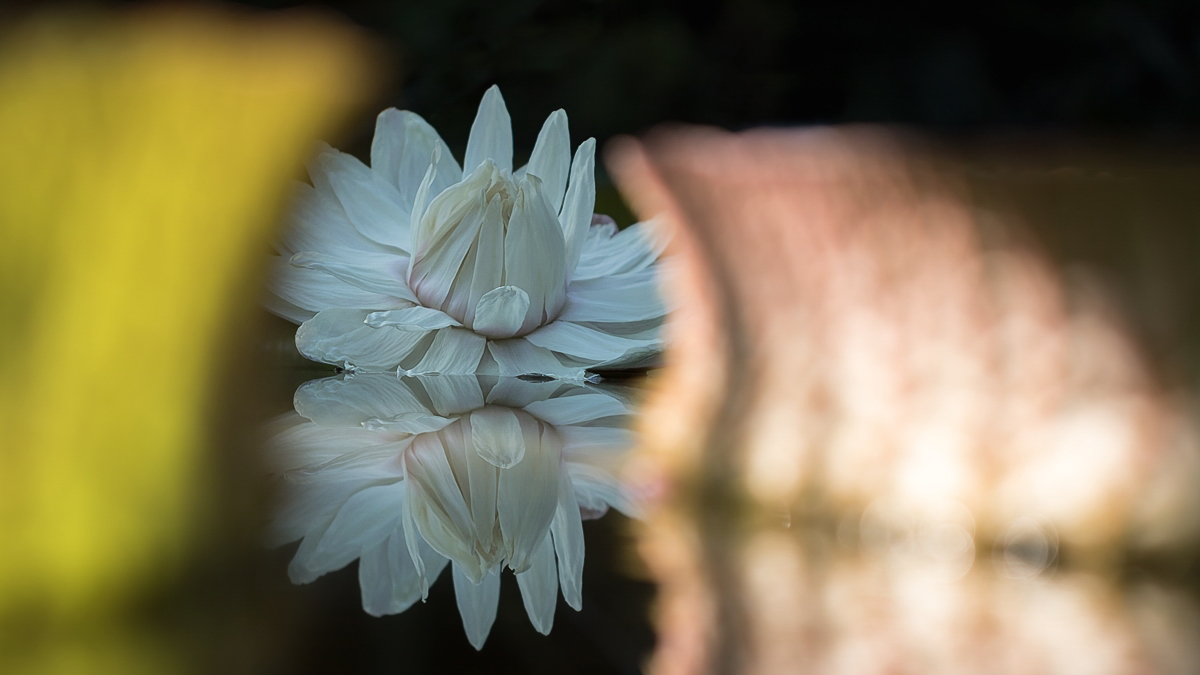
267;374;639;649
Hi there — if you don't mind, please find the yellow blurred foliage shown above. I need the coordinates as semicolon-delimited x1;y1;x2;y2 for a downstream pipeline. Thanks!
0;7;375;671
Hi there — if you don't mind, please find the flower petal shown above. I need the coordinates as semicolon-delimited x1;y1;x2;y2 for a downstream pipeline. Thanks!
487;338;587;379
453;565;501;650
314;147;412;252
473;285;530;339
362;412;455;434
526;109;570;213
524;320;661;365
277;181;378;258
558;425;637;461
505;176;568;333
550;468;585;610
296;308;430;371
266;417;400;475
420;375;487;416
457;421;501;558
559;138;596;276
290;251;418;303
263;293;315;324
515;534;559;633
407;150;441;239
267;258;403;318
568;460;641;518
359;523;449;617
524;393;632;426
497;417;562;573
294;373;430;427
573;219;667;281
404;433;481;579
459;193;506;327
405;328;487;375
470;407;526;468
371;108;461;205
485;377;564;408
409;171;489;309
294;482;405;581
464;85;512;174
365;306;462;330
560;268;664;323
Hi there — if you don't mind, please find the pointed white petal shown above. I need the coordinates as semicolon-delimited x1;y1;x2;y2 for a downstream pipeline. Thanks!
290;251;418;303
550;469;585;610
487;339;588;379
559;138;596;275
372;108;462;204
464;85;513;173
267;258;403;315
524;320;662;365
370;108;411;201
277;181;379;258
523;393;632;426
516;534;559;633
473;286;530;339
407;152;440;242
296;308;430;371
405;328;487;375
573;219;668;280
560;268;665;323
453;565;502;650
294;372;430;427
470;407;527;468
526;110;570;213
365;306;462;330
316;149;412;252
497;417;562;572
505;176;568;333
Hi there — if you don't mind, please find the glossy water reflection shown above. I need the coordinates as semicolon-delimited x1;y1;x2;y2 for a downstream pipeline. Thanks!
267;374;640;649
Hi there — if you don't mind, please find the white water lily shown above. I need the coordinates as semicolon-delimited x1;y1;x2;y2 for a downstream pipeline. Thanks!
266;86;667;377
267;373;639;649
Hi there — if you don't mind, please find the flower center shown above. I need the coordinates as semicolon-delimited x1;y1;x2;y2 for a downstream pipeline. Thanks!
408;160;568;340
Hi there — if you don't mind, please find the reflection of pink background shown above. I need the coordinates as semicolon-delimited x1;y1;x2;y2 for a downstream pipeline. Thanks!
610;129;1200;674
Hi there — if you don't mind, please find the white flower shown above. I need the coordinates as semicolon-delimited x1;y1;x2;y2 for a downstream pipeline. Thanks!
267;373;639;649
266;86;667;377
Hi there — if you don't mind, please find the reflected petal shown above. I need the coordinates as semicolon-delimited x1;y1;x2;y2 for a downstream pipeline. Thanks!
551;465;585;610
296;308;429;371
497;417;563;573
515;534;559;634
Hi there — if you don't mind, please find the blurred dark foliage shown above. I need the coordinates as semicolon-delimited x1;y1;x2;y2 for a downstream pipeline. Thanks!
226;0;1200;144
219;0;1200;229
